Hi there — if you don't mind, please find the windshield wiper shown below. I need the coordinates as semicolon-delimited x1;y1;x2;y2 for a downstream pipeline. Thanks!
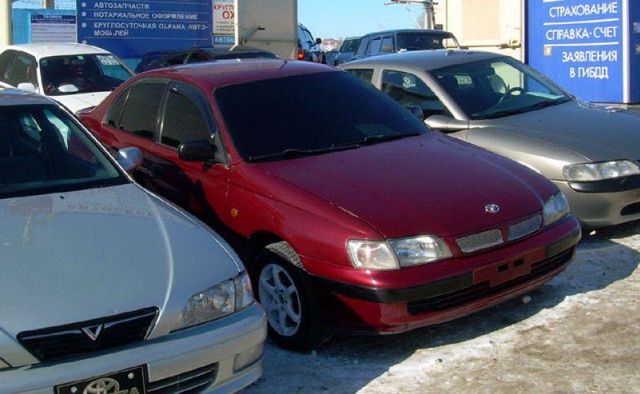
248;144;360;162
475;98;571;120
358;133;421;145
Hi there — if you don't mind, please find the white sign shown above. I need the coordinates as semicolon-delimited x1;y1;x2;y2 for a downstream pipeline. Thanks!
31;15;77;43
213;0;235;45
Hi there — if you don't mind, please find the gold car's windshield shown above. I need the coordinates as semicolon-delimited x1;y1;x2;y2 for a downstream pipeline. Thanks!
432;57;571;120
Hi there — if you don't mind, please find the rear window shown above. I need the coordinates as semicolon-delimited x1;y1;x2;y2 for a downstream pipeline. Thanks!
215;72;427;162
396;33;452;51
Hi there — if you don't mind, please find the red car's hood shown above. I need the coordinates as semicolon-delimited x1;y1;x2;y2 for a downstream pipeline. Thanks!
257;133;556;238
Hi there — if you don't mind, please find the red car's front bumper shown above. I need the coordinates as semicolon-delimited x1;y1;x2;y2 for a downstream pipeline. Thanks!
308;217;581;334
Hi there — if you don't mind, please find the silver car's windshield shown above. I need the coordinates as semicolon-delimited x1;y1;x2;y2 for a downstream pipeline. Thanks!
0;105;128;198
40;54;133;96
431;57;571;120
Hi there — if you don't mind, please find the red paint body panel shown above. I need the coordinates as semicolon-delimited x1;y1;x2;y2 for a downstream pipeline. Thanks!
81;60;580;333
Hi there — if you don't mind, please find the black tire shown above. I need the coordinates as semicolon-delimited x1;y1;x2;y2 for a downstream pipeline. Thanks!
253;247;321;351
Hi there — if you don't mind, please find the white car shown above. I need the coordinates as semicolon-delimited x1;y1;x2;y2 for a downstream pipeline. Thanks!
0;88;266;393
0;43;134;113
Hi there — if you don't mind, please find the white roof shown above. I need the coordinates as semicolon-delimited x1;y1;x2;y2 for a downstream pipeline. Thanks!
0;43;111;59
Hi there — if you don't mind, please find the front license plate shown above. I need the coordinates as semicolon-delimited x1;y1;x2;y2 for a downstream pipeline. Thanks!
55;366;146;394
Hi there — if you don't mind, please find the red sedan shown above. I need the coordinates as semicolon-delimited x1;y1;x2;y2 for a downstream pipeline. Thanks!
80;60;581;350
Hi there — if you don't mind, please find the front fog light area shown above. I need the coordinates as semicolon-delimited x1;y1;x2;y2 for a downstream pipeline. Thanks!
177;271;255;331
233;343;264;372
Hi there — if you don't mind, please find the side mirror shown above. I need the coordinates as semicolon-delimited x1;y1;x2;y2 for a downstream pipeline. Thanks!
117;147;143;172
425;115;469;132
178;139;216;162
17;82;37;93
315;38;323;45
405;105;424;120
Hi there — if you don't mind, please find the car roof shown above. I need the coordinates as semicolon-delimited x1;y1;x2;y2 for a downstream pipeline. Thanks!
343;49;505;71
1;43;111;59
0;87;57;106
362;29;454;38
139;59;335;90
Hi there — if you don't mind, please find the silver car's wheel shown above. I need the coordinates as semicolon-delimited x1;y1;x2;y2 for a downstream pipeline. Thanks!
259;263;302;337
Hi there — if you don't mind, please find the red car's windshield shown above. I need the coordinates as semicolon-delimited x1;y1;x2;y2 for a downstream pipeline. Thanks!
215;72;428;162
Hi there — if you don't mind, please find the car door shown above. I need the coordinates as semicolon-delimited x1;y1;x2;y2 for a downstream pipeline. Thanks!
151;81;231;224
100;78;170;187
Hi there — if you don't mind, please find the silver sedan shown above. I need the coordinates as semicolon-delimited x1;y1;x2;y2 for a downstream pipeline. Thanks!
0;89;266;393
341;50;640;228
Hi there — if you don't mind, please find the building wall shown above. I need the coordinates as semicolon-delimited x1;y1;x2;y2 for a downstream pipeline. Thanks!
434;0;525;61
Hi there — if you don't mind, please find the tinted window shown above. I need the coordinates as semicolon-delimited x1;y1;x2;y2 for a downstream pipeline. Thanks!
356;37;370;56
0;105;126;198
120;82;166;139
40;54;132;96
341;39;361;53
215;72;427;162
166;53;189;66
6;54;37;87
0;51;14;79
346;69;374;84
381;37;394;53
161;90;209;148
396;33;451;51
382;70;451;118
106;88;129;128
367;38;382;55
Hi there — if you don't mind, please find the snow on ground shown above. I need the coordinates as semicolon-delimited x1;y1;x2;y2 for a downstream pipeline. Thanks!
245;222;640;393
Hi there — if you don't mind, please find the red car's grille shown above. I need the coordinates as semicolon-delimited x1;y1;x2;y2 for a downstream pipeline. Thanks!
407;248;574;315
455;214;543;254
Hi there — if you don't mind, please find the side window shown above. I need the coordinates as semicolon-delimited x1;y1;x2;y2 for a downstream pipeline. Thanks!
346;69;374;85
367;38;382;55
106;88;129;128
356;37;370;56
0;51;15;80
160;89;209;148
381;37;394;53
120;82;167;139
166;53;188;66
6;54;38;88
382;70;451;118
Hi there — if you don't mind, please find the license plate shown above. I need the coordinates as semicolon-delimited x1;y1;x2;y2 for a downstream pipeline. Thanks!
55;366;146;394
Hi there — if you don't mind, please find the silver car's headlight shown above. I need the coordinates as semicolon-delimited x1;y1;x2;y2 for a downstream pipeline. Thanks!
543;193;569;226
177;271;254;330
348;236;452;271
564;160;640;182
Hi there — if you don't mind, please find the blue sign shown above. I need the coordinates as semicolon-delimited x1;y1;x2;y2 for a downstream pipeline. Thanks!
77;0;213;59
527;0;629;103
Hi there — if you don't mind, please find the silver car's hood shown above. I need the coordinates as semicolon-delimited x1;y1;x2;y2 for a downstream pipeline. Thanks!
0;184;240;365
476;100;640;162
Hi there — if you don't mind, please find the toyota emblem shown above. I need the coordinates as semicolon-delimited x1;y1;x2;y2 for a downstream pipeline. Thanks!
485;204;500;214
83;378;120;394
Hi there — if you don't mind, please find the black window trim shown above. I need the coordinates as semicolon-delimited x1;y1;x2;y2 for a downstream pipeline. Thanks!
158;80;228;165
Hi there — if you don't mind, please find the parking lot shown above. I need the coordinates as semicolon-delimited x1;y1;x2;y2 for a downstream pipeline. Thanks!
248;223;640;393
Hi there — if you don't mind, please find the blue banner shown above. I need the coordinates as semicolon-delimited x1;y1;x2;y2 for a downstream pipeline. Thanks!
77;0;213;59
528;0;626;103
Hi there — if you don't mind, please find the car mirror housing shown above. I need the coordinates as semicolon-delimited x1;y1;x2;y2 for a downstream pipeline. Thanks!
425;115;469;132
17;82;37;93
117;147;144;172
179;139;216;162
